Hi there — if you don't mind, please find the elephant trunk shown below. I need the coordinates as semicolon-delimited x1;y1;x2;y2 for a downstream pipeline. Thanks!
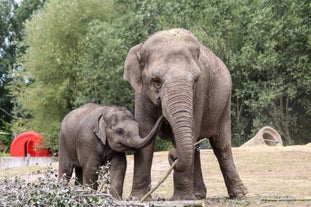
161;79;194;172
127;115;164;148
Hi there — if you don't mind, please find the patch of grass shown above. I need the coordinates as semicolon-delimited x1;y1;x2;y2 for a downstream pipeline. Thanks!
0;152;9;157
0;164;46;178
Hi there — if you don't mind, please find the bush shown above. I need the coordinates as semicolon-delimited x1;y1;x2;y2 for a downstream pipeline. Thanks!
154;137;173;152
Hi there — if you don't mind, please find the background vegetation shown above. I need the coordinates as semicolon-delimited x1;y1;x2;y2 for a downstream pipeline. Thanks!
0;0;310;152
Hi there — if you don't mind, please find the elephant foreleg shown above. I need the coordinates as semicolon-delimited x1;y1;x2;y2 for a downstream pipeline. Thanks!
83;165;99;190
109;152;127;200
130;139;155;200
172;156;196;200
58;150;74;182
168;148;197;200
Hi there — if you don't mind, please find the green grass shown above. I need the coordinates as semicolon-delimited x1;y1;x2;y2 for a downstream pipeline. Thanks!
0;152;9;157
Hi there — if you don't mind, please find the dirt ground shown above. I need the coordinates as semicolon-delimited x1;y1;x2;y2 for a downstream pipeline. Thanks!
123;144;311;206
1;144;311;206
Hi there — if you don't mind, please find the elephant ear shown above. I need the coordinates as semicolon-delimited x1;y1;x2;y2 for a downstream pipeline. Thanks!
123;44;143;93
94;114;107;145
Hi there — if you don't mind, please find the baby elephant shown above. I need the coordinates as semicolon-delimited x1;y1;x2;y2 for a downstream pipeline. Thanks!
58;103;163;199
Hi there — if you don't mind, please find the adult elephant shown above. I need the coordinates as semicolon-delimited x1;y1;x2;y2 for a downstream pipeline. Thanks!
123;28;247;200
58;103;163;199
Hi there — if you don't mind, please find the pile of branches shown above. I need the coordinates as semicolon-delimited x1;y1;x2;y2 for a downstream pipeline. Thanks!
1;139;211;207
0;164;132;207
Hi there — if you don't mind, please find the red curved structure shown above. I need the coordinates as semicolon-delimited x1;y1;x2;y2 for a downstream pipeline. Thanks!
10;132;50;157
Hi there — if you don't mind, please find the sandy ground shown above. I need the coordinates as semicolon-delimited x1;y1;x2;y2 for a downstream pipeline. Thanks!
123;145;311;206
1;144;311;206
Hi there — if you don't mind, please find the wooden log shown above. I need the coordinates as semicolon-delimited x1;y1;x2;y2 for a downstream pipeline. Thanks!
124;200;204;207
145;200;203;207
261;196;311;202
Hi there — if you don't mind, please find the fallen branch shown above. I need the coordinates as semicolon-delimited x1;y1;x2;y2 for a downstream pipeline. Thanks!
121;200;203;207
146;200;203;207
261;196;311;202
140;138;208;202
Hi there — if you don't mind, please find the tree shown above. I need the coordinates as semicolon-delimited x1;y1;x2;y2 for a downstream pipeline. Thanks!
9;0;310;152
237;0;311;144
0;0;16;149
9;0;118;151
74;20;133;108
0;0;46;152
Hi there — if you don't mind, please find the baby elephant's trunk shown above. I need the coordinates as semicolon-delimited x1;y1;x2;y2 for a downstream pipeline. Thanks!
127;115;163;148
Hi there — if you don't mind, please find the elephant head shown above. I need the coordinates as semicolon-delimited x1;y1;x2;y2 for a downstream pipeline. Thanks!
94;106;163;152
124;29;202;172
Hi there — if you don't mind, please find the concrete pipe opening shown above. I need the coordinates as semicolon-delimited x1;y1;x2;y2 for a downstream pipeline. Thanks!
262;132;277;146
241;126;283;147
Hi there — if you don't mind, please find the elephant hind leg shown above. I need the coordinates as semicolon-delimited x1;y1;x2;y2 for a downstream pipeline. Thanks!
58;144;74;182
75;167;83;185
193;150;207;199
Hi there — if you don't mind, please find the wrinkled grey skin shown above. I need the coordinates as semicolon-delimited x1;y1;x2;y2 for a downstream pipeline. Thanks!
58;103;163;199
123;28;247;200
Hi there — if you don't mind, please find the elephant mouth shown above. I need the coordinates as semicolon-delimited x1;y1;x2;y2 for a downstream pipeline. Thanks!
156;97;161;104
152;96;161;105
112;143;135;153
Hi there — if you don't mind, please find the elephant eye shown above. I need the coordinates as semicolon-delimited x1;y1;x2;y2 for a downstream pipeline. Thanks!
194;75;199;83
115;128;124;136
152;78;162;89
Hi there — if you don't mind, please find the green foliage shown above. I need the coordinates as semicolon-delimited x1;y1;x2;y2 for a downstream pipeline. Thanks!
10;0;115;151
235;0;311;144
0;151;9;157
1;0;46;152
6;0;311;152
0;0;16;145
74;20;133;108
154;137;173;152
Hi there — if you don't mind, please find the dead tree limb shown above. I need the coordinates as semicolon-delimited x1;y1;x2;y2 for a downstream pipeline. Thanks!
261;197;311;202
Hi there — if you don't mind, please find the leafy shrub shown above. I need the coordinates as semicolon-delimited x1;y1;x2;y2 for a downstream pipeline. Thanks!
154;137;173;152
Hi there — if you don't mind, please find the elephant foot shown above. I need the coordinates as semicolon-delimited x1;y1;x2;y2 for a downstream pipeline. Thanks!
228;183;248;199
129;186;153;201
171;194;197;201
171;192;197;201
194;185;207;199
129;194;153;202
128;195;152;202
195;192;206;200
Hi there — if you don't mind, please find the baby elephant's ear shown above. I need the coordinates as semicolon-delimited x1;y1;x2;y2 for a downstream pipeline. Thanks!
94;114;107;145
